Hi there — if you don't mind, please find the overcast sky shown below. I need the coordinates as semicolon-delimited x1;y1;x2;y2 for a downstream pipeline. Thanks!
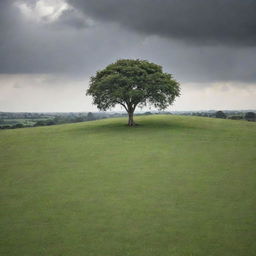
0;0;256;112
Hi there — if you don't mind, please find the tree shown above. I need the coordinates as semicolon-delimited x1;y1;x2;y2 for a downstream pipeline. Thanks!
87;112;95;121
229;115;243;120
86;59;180;126
215;111;226;119
244;112;256;121
13;123;24;128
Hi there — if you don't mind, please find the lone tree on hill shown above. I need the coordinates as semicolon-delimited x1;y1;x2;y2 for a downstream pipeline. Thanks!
86;59;180;126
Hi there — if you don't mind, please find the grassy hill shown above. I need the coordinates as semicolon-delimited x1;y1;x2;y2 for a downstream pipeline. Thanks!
0;115;255;256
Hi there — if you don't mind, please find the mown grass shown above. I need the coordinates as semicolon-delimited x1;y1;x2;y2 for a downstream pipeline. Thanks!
0;115;255;256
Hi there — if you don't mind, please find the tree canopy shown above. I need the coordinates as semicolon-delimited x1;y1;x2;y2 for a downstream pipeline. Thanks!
215;111;226;119
87;59;180;126
244;112;256;121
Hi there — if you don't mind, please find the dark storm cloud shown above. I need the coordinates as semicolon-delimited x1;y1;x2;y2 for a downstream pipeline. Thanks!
0;0;138;75
54;9;90;29
0;0;16;32
0;0;256;85
131;37;256;83
68;0;256;46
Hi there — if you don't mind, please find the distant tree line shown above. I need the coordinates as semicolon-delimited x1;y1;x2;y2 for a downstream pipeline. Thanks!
33;112;98;127
0;112;106;129
0;110;255;130
188;110;255;121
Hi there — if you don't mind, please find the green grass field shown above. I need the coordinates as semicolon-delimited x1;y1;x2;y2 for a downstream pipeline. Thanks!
0;115;255;256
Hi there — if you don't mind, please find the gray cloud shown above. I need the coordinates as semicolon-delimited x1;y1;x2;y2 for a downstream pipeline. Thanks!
68;0;256;46
135;37;256;83
52;8;93;29
0;0;141;75
0;0;255;86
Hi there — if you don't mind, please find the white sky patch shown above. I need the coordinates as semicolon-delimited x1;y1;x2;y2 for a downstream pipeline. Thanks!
0;75;256;112
15;0;70;23
0;74;96;112
173;82;256;111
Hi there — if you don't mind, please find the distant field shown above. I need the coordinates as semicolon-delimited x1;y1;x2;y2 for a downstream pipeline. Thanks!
0;115;255;256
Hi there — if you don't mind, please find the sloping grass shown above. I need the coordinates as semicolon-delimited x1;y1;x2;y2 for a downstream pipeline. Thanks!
0;115;255;256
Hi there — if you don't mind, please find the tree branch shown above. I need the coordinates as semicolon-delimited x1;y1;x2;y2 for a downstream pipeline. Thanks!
117;101;128;112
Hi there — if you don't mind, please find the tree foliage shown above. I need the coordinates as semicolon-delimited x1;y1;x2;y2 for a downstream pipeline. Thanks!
215;111;226;119
244;112;256;121
86;59;180;126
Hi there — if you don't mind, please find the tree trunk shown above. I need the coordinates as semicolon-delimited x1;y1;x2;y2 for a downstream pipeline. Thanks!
128;111;135;126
